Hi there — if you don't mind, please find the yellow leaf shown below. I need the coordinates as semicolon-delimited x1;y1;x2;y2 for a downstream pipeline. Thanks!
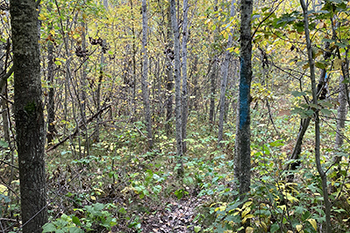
0;184;7;193
285;193;299;203
245;227;254;233
258;222;267;232
302;63;309;70
91;196;96;200
307;219;317;231
243;201;253;208
242;207;251;218
334;58;343;70
296;224;303;232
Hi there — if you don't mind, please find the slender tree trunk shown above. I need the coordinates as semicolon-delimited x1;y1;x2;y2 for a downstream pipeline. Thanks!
165;3;174;136
209;0;218;129
0;42;10;146
218;0;235;145
80;20;89;156
93;48;104;143
10;0;48;231
235;0;252;198
47;20;56;144
288;40;332;179
170;0;183;176
334;74;347;163
130;0;137;120
189;55;199;112
181;0;189;152
142;0;153;149
300;1;331;231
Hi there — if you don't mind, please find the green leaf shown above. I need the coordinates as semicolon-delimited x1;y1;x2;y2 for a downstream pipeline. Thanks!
315;61;326;69
320;108;332;116
119;207;127;214
194;226;201;233
270;223;280;233
42;223;57;232
0;140;8;148
69;228;84;233
291;91;306;97
72;216;81;226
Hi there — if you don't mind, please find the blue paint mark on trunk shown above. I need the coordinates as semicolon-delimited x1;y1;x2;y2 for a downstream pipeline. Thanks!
239;57;249;129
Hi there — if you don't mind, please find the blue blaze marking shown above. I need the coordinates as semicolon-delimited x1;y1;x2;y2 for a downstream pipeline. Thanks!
239;57;249;129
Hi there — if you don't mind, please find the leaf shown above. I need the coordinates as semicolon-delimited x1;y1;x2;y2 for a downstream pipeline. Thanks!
0;184;7;193
0;140;9;148
285;193;299;203
42;223;57;232
315;61;326;69
270;223;280;233
245;227;254;233
302;63;310;70
320;108;332;116
296;224;303;232
243;201;253;208
69;228;84;233
72;216;81;226
242;207;251;218
307;219;317;231
291;91;306;97
334;58;343;70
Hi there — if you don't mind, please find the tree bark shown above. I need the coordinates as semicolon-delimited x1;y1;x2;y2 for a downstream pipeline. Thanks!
334;74;347;163
300;0;331;231
0;40;10;146
170;0;183;176
209;0;218;129
142;0;153;149
165;2;174;136
235;0;252;197
10;0;48;231
181;0;189;152
218;0;235;145
47;19;56;144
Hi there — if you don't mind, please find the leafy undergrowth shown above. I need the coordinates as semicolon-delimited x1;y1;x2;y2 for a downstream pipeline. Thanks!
1;111;350;233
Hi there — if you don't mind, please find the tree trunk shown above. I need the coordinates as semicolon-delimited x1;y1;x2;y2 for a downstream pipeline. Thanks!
0;40;10;146
181;0;189;152
170;0;183;176
300;0;331;231
80;20;89;156
93;48;104;143
10;0;48;231
47;20;56;144
142;0;153;149
235;0;252;198
189;55;199;112
218;0;235;145
334;74;347;163
165;3;174;136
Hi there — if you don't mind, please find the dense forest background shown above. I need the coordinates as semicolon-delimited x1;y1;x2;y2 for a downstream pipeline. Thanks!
1;0;350;232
